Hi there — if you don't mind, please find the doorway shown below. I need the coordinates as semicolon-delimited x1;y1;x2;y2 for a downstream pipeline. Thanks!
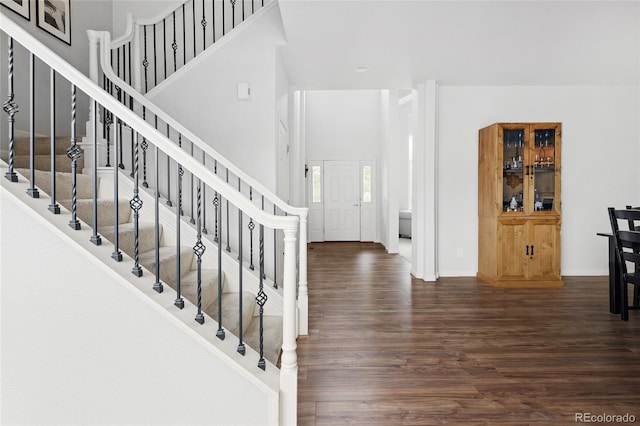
307;160;375;242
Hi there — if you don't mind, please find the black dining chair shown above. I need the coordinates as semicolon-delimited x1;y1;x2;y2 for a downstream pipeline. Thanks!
608;207;640;320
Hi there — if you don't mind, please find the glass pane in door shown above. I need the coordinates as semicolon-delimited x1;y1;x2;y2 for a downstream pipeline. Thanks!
502;128;525;212
531;129;556;211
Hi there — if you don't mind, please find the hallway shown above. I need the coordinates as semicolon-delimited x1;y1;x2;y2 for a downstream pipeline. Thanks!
297;242;640;425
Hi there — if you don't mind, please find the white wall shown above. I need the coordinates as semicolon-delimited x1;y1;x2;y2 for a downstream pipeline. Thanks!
148;3;285;193
0;0;113;139
437;85;640;277
0;188;274;425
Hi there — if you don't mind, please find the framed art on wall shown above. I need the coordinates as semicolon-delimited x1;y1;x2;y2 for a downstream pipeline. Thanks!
1;0;31;21
36;0;71;45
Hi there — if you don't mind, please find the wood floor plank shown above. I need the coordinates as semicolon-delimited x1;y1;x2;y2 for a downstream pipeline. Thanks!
298;242;640;425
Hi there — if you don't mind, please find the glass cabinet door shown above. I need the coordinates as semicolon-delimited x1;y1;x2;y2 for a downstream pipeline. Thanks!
502;128;526;212
529;127;557;212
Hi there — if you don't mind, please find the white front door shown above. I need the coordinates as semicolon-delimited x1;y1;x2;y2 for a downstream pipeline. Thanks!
323;160;360;241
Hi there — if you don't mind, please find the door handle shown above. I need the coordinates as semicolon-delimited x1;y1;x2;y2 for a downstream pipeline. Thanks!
526;245;529;255
531;245;534;256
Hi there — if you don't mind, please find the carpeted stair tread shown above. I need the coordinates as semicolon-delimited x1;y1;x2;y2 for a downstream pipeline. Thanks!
2;135;71;156
10;154;78;173
61;198;131;227
207;292;256;338
244;315;283;366
139;245;193;286
15;168;92;200
178;269;224;313
100;222;160;259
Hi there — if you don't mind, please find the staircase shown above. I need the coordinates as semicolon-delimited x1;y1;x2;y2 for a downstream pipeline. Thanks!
1;4;304;424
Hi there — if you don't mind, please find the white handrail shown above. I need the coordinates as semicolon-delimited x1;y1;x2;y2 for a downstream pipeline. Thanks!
1;10;297;233
90;21;306;219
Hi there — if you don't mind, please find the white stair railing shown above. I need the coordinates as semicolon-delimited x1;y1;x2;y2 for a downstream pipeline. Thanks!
1;9;298;425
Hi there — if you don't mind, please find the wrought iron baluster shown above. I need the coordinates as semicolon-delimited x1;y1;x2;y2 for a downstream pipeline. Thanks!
248;187;255;270
213;160;218;242
172;11;177;73
222;0;226;36
175;160;185;309
178;134;184;216
153;144;163;293
242;0;245;21
212;0;216;43
237;204;245;355
261;195;266;279
192;0;196;59
128;41;132;87
162;19;167;81
257;223;267;370
89;99;101;245
129;123;134;177
111;118;123;261
27;52;38;198
194;179;206;324
142;26;149;94
48;68;60;214
153;23;157;89
4;37;18;182
182;4;186;66
201;0;207;52
215;192;225;340
231;0;236;30
252;0;255;14
165;123;172;206
117;46;121;84
66;84;81;230
130;131;143;277
104;110;112;167
141;108;148;188
202;151;207;234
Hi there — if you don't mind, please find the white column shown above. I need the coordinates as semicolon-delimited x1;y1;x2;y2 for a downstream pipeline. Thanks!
424;80;438;281
297;210;308;335
280;226;298;426
132;16;142;94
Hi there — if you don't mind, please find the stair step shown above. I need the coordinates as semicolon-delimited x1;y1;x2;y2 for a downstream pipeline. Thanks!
244;315;283;367
60;198;131;227
101;222;159;259
139;245;193;286
207;291;256;338
15;168;93;200
180;269;225;313
2;135;71;156
9;154;80;173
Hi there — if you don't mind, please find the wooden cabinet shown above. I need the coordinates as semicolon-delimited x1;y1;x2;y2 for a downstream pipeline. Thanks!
478;122;562;287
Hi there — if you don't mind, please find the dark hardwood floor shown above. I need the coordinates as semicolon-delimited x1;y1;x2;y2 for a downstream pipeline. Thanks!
297;242;640;425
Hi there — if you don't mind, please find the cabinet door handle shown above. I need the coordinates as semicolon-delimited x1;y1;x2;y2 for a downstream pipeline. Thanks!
531;245;534;256
526;245;529;255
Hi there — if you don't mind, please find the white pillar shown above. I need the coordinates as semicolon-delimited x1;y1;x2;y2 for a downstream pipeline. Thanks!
280;226;298;426
297;210;308;335
132;15;142;94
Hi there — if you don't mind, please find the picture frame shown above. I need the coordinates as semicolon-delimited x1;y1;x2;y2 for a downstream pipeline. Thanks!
36;0;71;45
1;0;31;21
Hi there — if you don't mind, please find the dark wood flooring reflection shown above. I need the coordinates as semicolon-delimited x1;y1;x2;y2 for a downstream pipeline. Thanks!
297;242;640;425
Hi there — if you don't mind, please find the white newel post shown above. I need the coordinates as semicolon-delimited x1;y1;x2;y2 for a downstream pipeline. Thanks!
280;226;298;426
297;210;308;335
83;30;104;172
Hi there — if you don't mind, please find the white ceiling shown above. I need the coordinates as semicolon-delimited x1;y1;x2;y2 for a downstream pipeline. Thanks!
277;0;640;89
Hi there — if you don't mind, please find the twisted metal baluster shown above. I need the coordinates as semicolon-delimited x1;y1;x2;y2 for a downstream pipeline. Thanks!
257;223;267;370
237;205;245;356
111;118;123;261
48;68;60;214
141;108;148;188
89;99;101;245
215;192;225;340
4;37;18;182
66;84;81;230
153;144;163;293
174;160;185;309
142;26;149;94
261;195;266;279
172;11;178;73
194;179;206;324
189;141;195;224
130;132;143;277
248;187;255;270
213;160;218;242
104;110;112;167
178;134;184;216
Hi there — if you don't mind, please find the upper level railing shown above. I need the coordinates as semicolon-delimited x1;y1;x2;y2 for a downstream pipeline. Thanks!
1;10;297;424
108;0;270;96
